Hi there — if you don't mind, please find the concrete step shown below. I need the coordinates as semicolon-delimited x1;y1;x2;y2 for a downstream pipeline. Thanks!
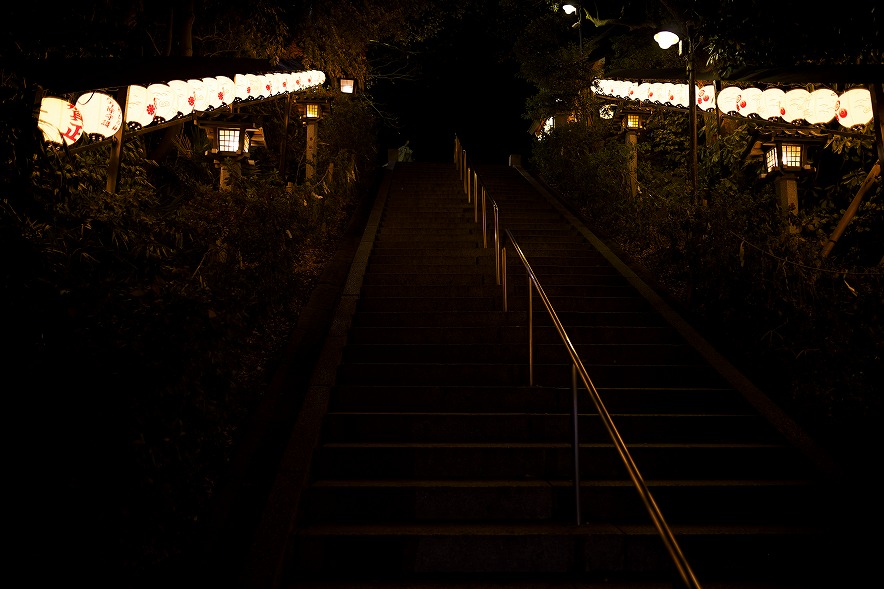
334;362;730;389
312;442;815;480
340;342;701;365
328;385;748;415
299;478;825;525
320;412;785;445
288;521;832;583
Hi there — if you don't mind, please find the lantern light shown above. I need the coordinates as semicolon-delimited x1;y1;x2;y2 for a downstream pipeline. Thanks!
75;92;123;138
125;85;155;128
836;87;873;128
202;77;221;110
147;84;176;122
340;78;355;94
306;104;320;118
167;80;195;116
187;79;209;112
215;76;236;106
198;114;264;157
654;30;680;49
38;97;84;144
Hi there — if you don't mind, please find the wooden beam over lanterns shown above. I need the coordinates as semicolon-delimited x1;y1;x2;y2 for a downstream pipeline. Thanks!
7;57;277;94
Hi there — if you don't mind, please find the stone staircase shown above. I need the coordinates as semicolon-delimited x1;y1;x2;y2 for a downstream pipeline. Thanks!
244;160;874;588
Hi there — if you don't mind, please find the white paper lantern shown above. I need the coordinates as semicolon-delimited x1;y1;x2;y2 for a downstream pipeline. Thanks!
75;92;123;138
782;88;811;123
215;76;235;106
234;74;251;101
125;85;155;128
167;80;195;116
804;88;839;125
661;83;676;105
188;79;208;112
697;85;715;110
246;74;261;99
636;82;652;102
201;77;220;110
758;88;786;120
671;84;689;108
648;83;665;104
147;84;176;121
836;88;873;128
278;73;291;94
716;86;743;115
38;97;84;144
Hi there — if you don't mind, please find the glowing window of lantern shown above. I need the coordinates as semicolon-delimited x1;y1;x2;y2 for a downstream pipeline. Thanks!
217;128;241;153
781;144;802;168
340;78;355;94
765;147;778;173
766;143;803;173
305;104;320;118
626;114;641;128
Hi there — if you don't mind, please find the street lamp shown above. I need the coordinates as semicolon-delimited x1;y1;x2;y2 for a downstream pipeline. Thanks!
562;3;583;52
656;23;698;203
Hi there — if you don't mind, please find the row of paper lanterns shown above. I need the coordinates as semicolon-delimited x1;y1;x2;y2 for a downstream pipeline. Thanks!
38;69;327;145
593;79;874;129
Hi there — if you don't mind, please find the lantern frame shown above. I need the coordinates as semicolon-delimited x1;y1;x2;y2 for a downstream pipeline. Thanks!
198;114;263;157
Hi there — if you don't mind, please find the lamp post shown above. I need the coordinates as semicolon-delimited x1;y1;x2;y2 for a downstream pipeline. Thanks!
563;3;583;53
295;101;325;181
619;106;647;198
656;24;698;204
760;136;816;233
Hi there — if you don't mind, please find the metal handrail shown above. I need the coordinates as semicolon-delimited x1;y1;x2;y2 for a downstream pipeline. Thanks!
454;134;701;588
501;228;702;589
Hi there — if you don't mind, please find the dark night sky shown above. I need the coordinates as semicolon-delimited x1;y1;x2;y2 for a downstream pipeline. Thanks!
371;12;537;166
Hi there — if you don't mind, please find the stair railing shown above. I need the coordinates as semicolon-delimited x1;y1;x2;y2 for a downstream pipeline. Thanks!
500;228;702;589
453;134;701;589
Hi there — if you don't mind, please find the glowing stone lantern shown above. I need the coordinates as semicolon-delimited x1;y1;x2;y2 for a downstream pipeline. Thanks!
75;92;123;138
38;97;84;144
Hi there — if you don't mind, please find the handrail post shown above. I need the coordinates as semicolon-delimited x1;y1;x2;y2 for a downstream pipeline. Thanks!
493;203;500;284
572;364;582;526
501;246;507;312
474;176;479;223
467;167;472;203
528;276;533;386
481;188;487;248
